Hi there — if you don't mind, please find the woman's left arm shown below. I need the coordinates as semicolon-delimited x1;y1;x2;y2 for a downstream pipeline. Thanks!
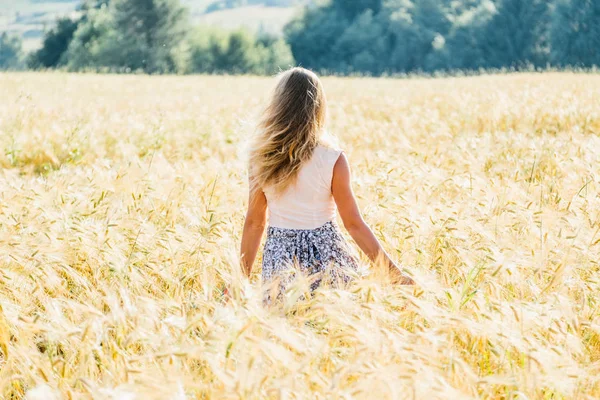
240;185;268;278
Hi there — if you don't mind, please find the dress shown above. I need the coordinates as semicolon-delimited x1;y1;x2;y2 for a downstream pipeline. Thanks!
260;145;359;298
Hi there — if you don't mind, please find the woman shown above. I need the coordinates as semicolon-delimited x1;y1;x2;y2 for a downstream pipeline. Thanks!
240;67;414;297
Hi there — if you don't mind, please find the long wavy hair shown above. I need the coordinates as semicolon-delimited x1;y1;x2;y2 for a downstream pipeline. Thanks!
249;67;327;194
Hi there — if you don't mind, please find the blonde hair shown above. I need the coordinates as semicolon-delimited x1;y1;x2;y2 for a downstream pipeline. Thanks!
249;67;327;194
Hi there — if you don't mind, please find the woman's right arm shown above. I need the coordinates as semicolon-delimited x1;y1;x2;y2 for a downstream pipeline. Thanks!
332;153;414;285
239;183;268;278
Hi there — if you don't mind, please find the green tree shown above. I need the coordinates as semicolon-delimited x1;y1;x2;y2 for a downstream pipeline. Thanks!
332;10;388;74
283;0;573;74
189;27;228;73
28;17;79;69
286;0;454;74
28;1;111;70
479;0;550;68
442;0;496;70
0;33;24;70
65;0;188;73
388;0;451;72
106;0;189;73
189;28;293;74
63;6;114;71
219;30;259;73
285;6;349;71
254;34;294;74
551;0;600;68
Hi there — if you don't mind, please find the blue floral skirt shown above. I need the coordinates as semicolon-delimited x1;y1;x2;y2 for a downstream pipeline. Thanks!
261;221;359;296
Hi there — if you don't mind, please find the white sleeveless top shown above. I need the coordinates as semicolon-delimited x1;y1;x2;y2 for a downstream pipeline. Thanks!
263;145;342;230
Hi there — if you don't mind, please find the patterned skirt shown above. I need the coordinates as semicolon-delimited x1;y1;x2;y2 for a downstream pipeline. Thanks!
261;221;359;297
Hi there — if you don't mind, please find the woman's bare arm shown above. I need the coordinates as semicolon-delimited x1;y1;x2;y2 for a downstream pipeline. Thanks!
332;153;414;284
240;184;268;278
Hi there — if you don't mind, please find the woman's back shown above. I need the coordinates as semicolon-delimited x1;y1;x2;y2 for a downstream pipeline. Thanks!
239;67;413;295
263;145;342;230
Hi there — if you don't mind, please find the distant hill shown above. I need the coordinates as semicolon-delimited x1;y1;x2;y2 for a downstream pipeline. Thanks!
0;1;80;51
0;0;306;52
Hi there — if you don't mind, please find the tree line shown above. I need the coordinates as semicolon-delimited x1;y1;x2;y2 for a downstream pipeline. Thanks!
1;0;293;74
1;0;599;75
286;0;600;74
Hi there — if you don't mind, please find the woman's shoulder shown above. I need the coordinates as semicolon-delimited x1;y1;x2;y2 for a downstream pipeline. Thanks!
315;144;342;158
315;144;343;169
316;143;342;153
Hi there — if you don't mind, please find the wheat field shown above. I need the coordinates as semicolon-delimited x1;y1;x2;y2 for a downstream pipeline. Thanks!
0;72;600;399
